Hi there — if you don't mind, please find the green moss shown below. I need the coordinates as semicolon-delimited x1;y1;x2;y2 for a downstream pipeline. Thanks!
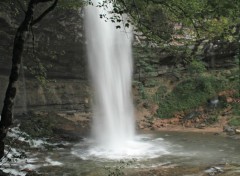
156;76;228;118
19;112;58;138
228;117;240;126
207;115;219;124
152;85;167;102
145;79;157;87
232;104;240;116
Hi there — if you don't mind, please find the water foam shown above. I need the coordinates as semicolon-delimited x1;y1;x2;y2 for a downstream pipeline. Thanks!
72;135;169;160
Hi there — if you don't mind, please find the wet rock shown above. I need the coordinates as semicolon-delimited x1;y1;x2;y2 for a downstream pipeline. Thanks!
223;125;236;135
52;128;83;142
235;129;240;134
0;1;90;114
66;111;76;116
16;112;90;141
207;96;220;109
205;166;223;176
195;123;206;129
25;171;42;176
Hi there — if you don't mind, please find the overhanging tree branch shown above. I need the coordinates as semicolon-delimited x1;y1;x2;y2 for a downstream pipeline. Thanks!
118;0;200;38
31;0;58;26
162;2;200;38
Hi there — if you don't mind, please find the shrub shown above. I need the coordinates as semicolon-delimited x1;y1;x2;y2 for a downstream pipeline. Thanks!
228;117;240;126
152;85;167;102
156;76;228;118
232;104;240;116
187;59;206;76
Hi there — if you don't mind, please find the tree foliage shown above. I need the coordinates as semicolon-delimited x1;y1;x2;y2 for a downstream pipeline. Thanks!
93;0;239;45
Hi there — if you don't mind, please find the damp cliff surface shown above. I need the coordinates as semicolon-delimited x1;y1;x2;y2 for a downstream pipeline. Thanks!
0;2;89;113
0;1;238;114
0;2;87;79
0;76;91;113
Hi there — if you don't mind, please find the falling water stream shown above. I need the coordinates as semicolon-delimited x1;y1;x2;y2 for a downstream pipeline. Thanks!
72;0;169;159
85;0;135;149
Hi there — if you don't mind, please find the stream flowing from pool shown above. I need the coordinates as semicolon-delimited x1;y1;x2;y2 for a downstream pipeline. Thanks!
72;0;168;159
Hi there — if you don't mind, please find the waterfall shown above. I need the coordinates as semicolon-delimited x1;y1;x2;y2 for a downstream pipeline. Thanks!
85;0;135;149
73;0;168;160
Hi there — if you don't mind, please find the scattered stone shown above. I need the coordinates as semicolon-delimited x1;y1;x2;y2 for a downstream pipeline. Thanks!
218;90;237;97
52;128;83;142
221;106;232;116
235;129;240;134
66;111;75;116
207;96;219;108
183;111;200;121
143;102;150;109
223;125;236;135
195;123;206;129
205;166;224;176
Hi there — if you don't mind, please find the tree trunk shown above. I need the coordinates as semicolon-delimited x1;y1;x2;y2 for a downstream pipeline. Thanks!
0;1;36;159
0;0;58;159
0;1;37;159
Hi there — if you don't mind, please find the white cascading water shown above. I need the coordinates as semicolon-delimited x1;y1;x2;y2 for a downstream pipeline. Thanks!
72;0;169;160
85;0;135;150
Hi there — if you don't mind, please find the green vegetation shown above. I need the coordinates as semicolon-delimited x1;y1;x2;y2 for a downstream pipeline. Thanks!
139;83;146;99
187;59;207;76
207;115;219;125
228;117;240;126
133;46;158;83
19;112;57;138
134;55;239;119
232;104;240;116
104;159;135;176
156;75;228;118
145;60;228;118
110;0;240;46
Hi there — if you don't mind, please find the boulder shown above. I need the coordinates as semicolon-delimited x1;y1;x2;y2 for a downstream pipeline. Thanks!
223;125;236;135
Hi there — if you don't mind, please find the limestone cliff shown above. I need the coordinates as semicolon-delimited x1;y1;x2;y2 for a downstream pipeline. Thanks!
0;2;89;113
0;1;237;114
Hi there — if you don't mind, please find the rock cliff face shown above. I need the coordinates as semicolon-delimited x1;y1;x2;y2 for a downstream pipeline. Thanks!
0;2;237;114
0;2;89;113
